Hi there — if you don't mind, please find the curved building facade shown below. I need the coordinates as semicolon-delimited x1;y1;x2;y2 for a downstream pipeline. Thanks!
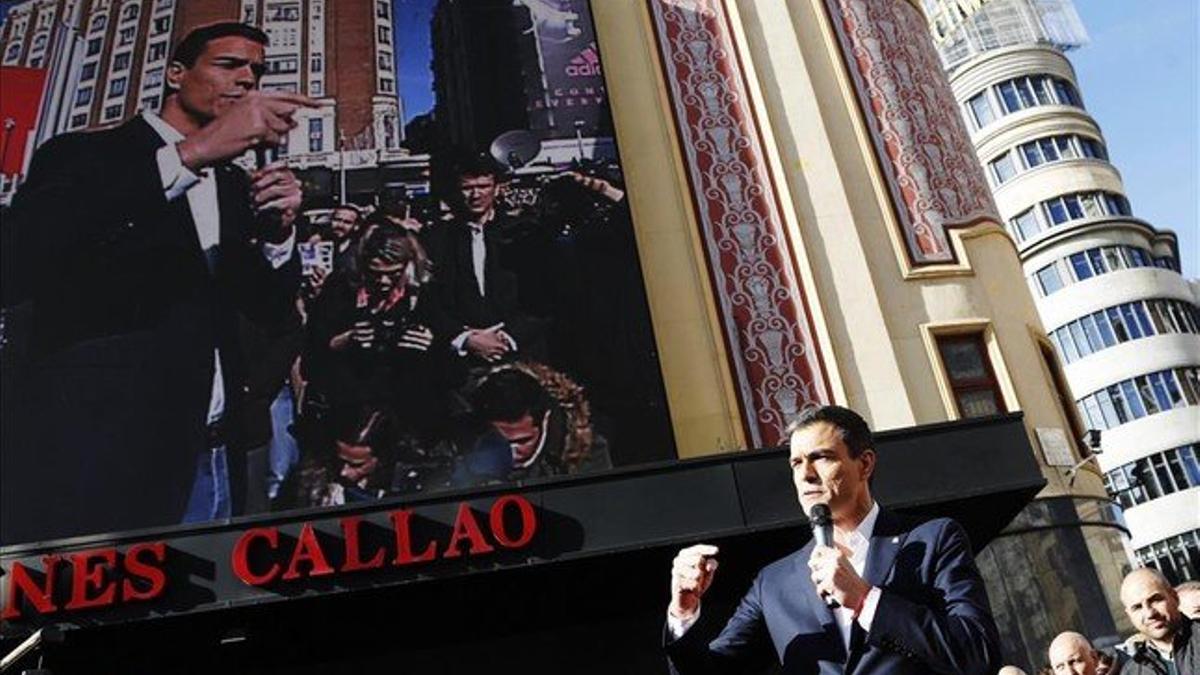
931;0;1200;588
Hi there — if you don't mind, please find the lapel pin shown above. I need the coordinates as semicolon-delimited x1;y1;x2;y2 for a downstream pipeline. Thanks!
891;536;899;543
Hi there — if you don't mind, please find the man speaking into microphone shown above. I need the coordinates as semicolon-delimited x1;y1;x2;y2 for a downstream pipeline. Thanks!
665;406;1001;674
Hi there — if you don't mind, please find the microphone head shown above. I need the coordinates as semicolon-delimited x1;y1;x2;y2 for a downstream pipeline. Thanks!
809;503;831;524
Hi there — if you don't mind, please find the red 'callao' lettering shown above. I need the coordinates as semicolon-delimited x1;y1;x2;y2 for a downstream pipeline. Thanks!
390;508;437;565
232;527;282;586
339;515;386;572
489;494;537;548
282;523;335;580
443;504;495;559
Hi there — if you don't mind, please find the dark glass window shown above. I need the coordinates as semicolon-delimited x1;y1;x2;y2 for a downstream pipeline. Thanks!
968;93;994;128
1069;252;1093;280
1036;265;1064;295
991;153;1017;183
936;334;1007;418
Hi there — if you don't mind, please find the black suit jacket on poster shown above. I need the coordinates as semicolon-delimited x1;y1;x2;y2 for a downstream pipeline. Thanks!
421;215;547;365
0;116;299;544
665;511;1002;675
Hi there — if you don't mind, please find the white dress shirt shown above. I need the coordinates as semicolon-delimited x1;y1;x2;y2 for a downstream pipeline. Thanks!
141;112;295;426
469;222;487;298
831;501;882;650
667;501;884;653
449;213;517;356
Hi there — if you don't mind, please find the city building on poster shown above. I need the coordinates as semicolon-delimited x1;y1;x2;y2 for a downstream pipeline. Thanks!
925;0;1200;588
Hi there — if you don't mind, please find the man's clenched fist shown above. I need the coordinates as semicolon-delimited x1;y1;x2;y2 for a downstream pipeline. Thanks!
670;544;720;621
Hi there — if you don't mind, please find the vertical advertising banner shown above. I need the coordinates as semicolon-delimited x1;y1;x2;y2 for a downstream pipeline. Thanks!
515;0;610;139
0;0;676;547
0;67;46;175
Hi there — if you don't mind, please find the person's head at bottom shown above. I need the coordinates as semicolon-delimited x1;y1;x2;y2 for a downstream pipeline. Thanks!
998;666;1028;675
1047;631;1099;675
473;368;552;469
1176;580;1200;620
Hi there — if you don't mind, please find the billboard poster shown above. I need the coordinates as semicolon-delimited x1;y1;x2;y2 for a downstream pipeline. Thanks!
0;0;676;547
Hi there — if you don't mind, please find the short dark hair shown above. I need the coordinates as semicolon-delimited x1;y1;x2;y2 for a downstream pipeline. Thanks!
171;22;268;68
473;369;550;424
452;152;506;181
784;405;873;458
330;204;361;219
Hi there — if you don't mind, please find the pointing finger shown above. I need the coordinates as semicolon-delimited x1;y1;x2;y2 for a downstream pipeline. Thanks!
258;91;323;109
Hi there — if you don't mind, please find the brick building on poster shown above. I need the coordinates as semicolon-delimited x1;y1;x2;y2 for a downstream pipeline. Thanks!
0;0;416;206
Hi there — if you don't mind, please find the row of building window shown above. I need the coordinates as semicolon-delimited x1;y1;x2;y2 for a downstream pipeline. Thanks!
1008;191;1131;244
1136;529;1200;585
1050;298;1200;365
1076;367;1200;432
988;133;1107;185
1032;244;1169;297
966;74;1083;130
268;2;301;22
1105;444;1200;510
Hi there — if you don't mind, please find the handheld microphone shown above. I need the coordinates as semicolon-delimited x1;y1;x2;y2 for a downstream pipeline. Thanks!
254;143;278;170
809;503;840;608
810;502;833;548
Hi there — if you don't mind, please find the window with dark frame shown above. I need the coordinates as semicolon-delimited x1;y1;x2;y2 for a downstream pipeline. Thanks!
935;333;1007;419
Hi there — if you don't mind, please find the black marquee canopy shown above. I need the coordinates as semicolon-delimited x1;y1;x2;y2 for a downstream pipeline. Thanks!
0;413;1045;673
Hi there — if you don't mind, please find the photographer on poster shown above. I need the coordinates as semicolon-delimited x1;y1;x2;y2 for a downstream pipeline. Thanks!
301;220;447;502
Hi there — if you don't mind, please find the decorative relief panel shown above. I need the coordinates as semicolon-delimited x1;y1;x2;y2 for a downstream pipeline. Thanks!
648;0;830;447
828;0;1001;265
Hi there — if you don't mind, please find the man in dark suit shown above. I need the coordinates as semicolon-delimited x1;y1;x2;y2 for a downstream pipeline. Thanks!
422;154;546;373
665;405;1001;674
0;23;316;543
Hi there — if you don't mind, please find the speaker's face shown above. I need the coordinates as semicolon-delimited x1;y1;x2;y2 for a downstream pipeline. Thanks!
788;422;874;522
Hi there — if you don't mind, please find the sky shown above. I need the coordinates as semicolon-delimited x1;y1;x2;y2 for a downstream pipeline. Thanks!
1069;0;1199;277
392;0;437;124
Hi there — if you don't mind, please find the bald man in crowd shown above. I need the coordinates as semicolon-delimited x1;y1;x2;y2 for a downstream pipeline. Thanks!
998;666;1029;675
1118;567;1197;674
1048;632;1100;675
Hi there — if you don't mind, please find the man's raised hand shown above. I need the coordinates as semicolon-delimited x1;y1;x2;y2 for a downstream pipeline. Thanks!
670;544;720;621
178;91;320;170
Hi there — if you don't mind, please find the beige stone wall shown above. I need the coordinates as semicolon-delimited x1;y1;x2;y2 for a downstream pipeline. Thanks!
590;0;1120;501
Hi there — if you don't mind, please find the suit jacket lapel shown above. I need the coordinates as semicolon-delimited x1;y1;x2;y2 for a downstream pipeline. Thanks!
862;509;907;587
214;164;247;275
795;540;847;663
456;222;484;304
127;116;210;275
847;509;910;672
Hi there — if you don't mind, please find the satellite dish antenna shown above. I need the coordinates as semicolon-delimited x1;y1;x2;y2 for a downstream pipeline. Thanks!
490;130;542;170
